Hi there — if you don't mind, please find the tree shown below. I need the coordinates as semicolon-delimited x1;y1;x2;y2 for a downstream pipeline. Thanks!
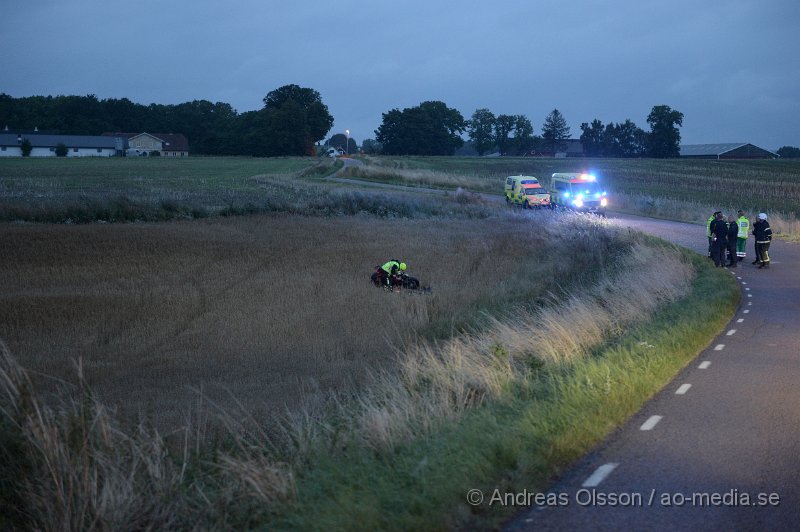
777;146;800;158
580;119;605;157
614;119;646;157
55;142;68;157
260;84;334;156
646;105;683;158
375;101;465;155
361;138;382;154
329;133;347;152
511;115;534;156
466;108;495;156
541;109;570;154
494;114;516;156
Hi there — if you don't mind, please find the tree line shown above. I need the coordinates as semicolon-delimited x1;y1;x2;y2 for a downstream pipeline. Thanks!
0;86;332;156
2;89;692;158
364;103;685;158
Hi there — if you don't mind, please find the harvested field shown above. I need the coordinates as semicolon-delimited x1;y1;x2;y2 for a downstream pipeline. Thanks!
1;211;613;428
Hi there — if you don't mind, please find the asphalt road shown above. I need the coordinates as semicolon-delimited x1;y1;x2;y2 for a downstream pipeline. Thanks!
506;213;800;531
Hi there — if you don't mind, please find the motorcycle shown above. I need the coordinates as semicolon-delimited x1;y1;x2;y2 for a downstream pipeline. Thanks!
370;266;424;291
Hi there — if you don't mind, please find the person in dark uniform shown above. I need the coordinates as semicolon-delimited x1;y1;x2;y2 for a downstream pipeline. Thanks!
726;215;739;267
706;211;719;258
709;212;728;267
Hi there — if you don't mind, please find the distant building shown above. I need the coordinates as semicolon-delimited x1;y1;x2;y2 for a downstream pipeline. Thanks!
527;139;585;158
104;132;190;157
679;143;778;159
0;131;126;157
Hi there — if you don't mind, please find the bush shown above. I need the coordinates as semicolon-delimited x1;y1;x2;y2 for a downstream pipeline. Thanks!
20;138;32;157
55;143;68;157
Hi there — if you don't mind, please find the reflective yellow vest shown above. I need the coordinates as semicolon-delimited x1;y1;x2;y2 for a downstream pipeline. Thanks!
706;215;715;238
737;216;750;238
381;260;401;275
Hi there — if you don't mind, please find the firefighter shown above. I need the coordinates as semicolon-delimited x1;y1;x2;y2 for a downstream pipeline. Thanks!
736;210;750;261
380;259;407;289
752;213;772;269
709;212;728;267
726;215;739;267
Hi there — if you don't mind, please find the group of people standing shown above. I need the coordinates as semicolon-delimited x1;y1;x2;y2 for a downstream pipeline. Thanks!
707;210;773;269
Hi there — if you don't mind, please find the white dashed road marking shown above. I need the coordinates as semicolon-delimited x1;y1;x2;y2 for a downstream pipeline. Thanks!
676;384;691;395
737;318;744;323
582;463;618;488
727;329;737;336
714;344;725;351
699;361;711;369
640;416;663;431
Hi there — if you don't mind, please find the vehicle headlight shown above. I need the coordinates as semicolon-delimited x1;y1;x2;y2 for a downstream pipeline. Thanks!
601;198;608;207
573;198;584;207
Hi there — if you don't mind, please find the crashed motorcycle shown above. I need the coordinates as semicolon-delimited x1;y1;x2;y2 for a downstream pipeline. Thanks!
370;266;425;291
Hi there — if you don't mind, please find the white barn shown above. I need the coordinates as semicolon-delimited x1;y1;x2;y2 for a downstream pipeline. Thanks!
0;133;127;157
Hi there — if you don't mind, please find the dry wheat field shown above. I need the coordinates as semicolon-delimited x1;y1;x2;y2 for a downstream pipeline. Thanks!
1;210;608;429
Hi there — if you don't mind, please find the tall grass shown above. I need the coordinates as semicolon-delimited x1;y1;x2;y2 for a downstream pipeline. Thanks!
276;237;693;457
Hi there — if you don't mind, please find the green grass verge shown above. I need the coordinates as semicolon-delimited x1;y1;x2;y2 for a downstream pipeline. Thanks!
264;248;739;530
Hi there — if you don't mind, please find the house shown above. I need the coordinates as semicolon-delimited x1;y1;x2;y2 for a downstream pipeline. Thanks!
679;143;778;159
104;132;190;157
0;131;127;157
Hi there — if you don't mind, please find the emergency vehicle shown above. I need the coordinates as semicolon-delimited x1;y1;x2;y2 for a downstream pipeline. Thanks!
549;173;608;215
504;175;550;208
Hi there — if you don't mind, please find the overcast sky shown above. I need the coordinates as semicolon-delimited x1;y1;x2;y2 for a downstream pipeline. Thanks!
2;0;798;150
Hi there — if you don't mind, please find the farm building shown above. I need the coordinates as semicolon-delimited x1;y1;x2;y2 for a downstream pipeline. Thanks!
0;132;127;157
679;143;778;159
105;132;190;157
527;139;585;158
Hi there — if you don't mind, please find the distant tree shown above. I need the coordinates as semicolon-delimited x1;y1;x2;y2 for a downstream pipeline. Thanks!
361;138;382;154
329;133;347;151
580;119;605;157
494;114;516;156
777;146;800;158
20;138;32;156
632;127;649;157
55;142;68;157
541;109;571;153
602;123;620;157
510;115;534;156
466;108;496;156
328;133;357;154
375;100;465;155
646;105;683;158
260;84;334;156
615;119;646;157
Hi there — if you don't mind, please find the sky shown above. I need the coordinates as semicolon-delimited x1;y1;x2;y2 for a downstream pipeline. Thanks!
2;0;799;150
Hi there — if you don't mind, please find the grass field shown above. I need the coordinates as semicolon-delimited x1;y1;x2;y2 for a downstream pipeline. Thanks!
0;155;743;528
0;156;338;221
2;211;624;429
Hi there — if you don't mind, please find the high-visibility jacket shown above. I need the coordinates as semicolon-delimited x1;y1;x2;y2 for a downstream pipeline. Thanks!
737;216;750;238
706;215;715;238
381;260;402;276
